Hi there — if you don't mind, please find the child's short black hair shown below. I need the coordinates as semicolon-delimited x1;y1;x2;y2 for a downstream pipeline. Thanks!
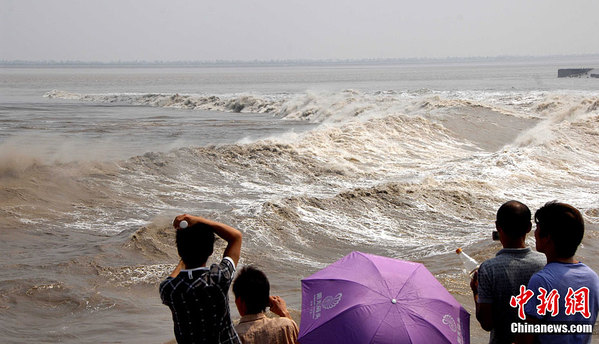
535;201;584;258
176;223;215;269
232;266;270;314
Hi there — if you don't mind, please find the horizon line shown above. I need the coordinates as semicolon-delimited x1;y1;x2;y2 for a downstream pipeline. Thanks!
1;53;598;67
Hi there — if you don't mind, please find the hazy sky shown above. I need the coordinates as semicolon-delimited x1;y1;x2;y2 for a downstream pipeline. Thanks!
2;0;598;62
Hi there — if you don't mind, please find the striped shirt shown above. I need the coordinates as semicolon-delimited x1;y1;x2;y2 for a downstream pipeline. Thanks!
160;257;241;344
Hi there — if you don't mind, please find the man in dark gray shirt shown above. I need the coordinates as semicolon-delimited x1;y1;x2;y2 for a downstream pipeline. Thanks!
471;201;546;344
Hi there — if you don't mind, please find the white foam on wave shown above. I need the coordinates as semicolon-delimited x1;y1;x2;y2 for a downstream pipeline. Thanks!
21;89;599;260
231;90;599;261
43;88;568;123
237;179;497;265
97;263;174;287
438;99;599;214
292;114;477;179
44;89;287;114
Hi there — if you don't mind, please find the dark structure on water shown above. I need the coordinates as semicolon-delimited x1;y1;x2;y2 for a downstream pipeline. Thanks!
558;68;598;78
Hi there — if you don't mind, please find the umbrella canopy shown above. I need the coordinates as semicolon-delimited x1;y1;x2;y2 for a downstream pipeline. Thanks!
299;251;470;344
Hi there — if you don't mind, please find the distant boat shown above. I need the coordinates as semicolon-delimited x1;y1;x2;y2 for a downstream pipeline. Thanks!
558;68;598;78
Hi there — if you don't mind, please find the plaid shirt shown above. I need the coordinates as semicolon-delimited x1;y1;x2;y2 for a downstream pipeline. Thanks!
478;248;546;344
160;257;241;344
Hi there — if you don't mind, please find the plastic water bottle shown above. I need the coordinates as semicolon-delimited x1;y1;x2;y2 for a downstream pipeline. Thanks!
179;220;188;229
456;248;479;278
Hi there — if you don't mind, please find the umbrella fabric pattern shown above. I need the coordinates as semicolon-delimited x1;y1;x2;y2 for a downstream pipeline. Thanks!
299;251;470;344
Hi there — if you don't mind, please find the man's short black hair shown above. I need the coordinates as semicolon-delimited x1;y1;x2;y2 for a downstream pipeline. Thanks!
496;200;531;238
535;201;584;258
176;223;215;269
232;266;270;314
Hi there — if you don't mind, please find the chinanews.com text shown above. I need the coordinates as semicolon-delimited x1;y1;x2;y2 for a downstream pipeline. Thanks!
511;322;594;335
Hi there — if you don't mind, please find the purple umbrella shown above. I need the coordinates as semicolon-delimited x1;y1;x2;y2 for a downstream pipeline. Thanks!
299;251;470;344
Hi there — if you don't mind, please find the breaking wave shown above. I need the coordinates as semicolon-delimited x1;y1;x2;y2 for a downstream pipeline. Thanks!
0;89;595;277
45;89;599;124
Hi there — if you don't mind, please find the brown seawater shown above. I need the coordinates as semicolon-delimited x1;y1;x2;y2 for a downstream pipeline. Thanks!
1;57;599;343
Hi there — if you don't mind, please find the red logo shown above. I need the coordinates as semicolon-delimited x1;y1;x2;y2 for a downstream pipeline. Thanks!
510;285;534;320
509;285;591;320
536;287;560;317
565;287;591;318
